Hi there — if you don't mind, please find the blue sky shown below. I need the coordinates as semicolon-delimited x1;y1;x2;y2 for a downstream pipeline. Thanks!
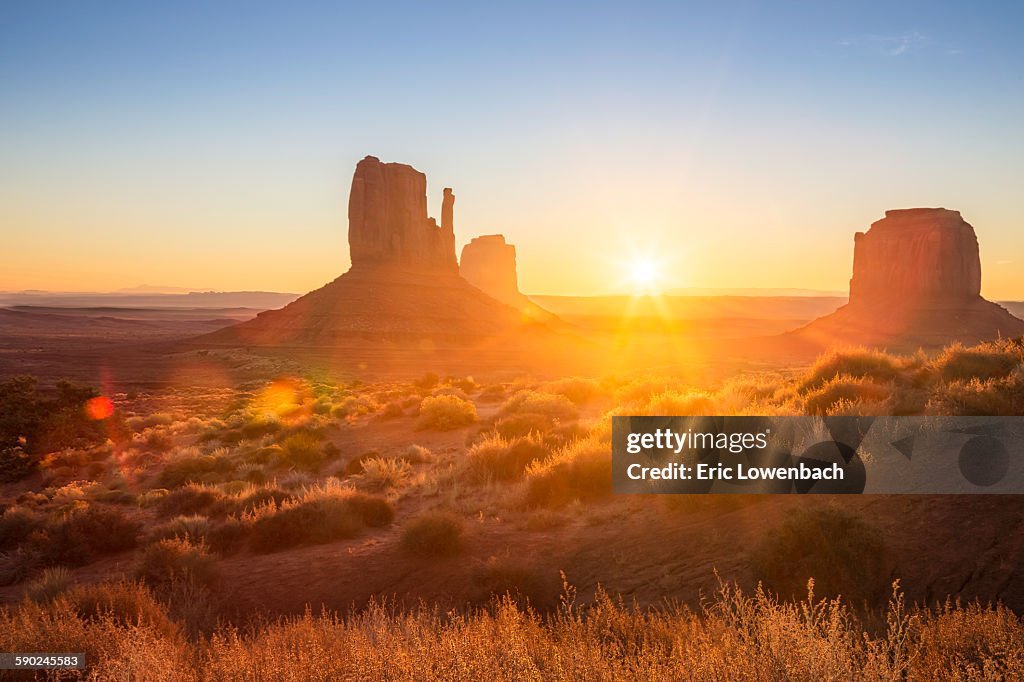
2;1;1022;296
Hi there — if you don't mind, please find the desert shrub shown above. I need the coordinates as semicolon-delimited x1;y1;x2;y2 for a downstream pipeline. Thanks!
0;506;43;550
332;395;378;419
157;485;225;518
229;486;293;515
277;431;330;470
343;451;379;476
929;370;1024;416
135;538;220;590
278;470;314;490
40;447;92;471
413;372;440;390
445;375;478;393
234;463;267;484
932;342;1021;383
159;449;233;488
26;566;74;603
886;386;930;416
499;391;578;421
60;505;140;554
613;377;676;406
525;437;611;508
240;416;282;440
800;348;902;390
750;506;890;606
249;498;361;552
403;444;432;463
143;430;174;452
467;434;547;482
494;412;553;439
0;446;36;483
825;397;892;416
150;515;212;544
137;413;175;430
0;377;109;467
206;516;250;554
248;485;392;553
136;488;169;508
339;492;395;528
802;375;891;416
359;457;412;491
643;390;716;416
219;428;247;445
430;386;467;402
477;384;506;403
379;401;405;419
247;444;283;465
544;421;591;449
94;486;135;505
541;377;602;405
400;511;464;557
416;395;477;431
35;505;141;567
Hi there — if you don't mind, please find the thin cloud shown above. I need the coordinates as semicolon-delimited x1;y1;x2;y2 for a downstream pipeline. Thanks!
840;30;930;57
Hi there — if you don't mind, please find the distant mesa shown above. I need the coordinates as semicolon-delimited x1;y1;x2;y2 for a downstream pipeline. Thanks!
850;208;980;306
799;208;1024;347
458;234;556;323
200;156;562;348
460;235;519;305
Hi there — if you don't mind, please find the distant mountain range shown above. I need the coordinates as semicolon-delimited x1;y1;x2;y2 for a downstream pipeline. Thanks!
0;290;300;310
664;287;848;297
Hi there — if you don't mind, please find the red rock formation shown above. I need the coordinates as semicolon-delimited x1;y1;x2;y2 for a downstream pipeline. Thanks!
201;157;565;348
460;235;520;305
347;156;456;272
798;208;1024;347
849;209;981;308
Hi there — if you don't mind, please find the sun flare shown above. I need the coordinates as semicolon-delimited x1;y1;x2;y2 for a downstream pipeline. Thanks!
628;258;662;294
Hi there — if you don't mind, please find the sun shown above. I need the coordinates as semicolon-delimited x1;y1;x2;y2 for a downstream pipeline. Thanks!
629;257;661;294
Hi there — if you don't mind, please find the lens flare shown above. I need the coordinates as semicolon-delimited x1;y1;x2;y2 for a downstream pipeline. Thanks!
253;377;314;425
85;396;114;420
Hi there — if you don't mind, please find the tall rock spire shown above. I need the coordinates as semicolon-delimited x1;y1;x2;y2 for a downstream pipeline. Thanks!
442;188;454;234
347;156;457;272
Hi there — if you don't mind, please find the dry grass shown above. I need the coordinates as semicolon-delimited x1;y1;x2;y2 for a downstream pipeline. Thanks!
525;435;612;508
358;456;413;491
0;578;1020;680
466;433;547;482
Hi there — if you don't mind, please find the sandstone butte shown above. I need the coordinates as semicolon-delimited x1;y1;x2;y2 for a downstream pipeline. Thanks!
200;157;562;348
459;234;558;324
799;208;1024;347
